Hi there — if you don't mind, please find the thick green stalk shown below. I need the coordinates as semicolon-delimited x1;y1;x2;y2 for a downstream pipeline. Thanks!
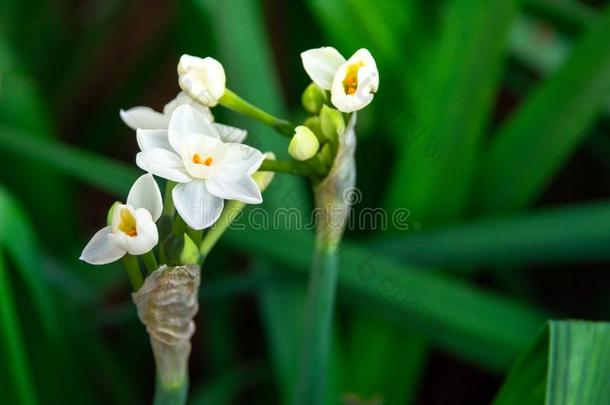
220;89;295;136
122;254;143;291
294;238;338;405
294;114;355;403
159;181;177;263
172;216;188;237
142;251;158;275
153;377;188;405
162;181;176;217
259;158;322;177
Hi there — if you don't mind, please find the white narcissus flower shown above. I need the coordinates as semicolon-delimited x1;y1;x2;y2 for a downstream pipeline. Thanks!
80;174;163;265
136;104;265;230
178;54;226;107
301;47;379;113
121;92;247;144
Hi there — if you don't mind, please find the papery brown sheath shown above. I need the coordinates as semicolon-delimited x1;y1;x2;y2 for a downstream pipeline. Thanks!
132;265;200;405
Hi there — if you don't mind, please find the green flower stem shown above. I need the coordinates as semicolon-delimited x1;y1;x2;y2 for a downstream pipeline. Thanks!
199;200;245;263
295;239;338;405
307;154;329;176
172;215;187;237
259;158;324;177
159;181;177;263
220;89;295;137
153;378;188;405
141;251;158;274
122;254;143;291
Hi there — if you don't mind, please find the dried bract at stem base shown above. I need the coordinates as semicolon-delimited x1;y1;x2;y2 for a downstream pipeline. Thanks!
313;113;357;248
132;265;201;404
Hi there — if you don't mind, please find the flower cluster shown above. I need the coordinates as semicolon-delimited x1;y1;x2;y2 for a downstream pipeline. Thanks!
81;70;265;264
80;46;378;270
286;47;379;166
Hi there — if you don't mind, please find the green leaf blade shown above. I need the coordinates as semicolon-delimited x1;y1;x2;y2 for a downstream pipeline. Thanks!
0;257;38;405
495;320;610;405
477;6;610;213
0;127;139;196
386;0;522;224
376;199;610;269
546;321;610;404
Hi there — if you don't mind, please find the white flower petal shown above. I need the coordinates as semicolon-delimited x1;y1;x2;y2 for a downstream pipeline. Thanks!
136;148;191;183
179;133;225;179
221;143;265;175
136;129;171;152
207;172;262;204
124;208;158;255
172;180;224;230
168;104;220;152
107;208;158;255
120;107;169;130
110;204;131;234
350;49;378;71
213;123;247;143
356;64;379;94
301;47;346;90
80;226;125;265
331;79;373;112
126;174;163;221
163;92;215;122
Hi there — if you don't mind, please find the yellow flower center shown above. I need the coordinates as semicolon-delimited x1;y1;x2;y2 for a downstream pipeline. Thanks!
192;153;213;166
343;62;364;96
118;208;137;237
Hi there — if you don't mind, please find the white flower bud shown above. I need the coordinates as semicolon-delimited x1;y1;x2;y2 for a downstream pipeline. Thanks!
178;55;226;107
288;126;320;161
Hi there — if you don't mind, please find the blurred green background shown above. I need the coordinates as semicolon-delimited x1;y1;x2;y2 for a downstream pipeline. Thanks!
1;0;610;404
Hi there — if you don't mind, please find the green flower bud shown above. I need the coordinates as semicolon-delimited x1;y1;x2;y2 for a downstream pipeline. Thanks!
106;201;121;225
319;142;334;166
304;116;327;144
319;105;345;142
164;233;200;266
302;83;328;114
179;234;200;265
288;126;320;161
